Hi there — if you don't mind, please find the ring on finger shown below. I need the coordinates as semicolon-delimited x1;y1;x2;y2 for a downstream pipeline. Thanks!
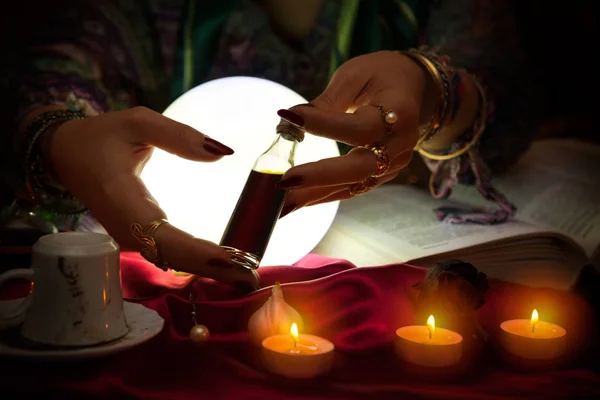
220;246;261;271
358;141;390;177
131;219;171;271
375;104;398;136
349;176;378;196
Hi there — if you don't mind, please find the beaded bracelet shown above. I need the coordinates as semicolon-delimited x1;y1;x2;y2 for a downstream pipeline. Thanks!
22;109;88;215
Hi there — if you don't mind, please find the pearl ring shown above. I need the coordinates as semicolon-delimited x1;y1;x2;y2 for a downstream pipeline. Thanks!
375;104;398;136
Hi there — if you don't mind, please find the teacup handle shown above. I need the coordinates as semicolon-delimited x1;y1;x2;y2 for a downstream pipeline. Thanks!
0;269;34;330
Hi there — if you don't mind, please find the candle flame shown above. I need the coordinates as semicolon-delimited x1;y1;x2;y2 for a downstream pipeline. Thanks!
290;323;299;341
531;309;539;332
427;315;435;335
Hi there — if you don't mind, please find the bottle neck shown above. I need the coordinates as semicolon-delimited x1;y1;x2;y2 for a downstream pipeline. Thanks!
252;134;298;174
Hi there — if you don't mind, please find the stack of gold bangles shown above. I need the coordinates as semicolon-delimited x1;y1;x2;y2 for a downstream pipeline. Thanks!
403;47;488;161
404;49;453;152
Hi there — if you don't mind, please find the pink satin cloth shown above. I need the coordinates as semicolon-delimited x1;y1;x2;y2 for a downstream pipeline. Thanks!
1;252;598;399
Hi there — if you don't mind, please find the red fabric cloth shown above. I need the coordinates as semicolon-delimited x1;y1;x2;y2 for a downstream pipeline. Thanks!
1;252;599;399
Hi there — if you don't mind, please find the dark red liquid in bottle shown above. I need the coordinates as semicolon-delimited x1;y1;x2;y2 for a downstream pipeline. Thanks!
220;170;287;260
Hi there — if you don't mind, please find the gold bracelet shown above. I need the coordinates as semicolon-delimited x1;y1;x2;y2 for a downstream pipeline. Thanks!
403;51;443;147
402;50;454;149
417;76;487;161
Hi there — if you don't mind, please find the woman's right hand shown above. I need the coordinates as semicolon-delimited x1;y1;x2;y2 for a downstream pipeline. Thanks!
34;106;259;290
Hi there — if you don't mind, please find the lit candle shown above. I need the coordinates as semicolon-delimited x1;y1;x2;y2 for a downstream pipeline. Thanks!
500;309;567;360
395;315;463;368
261;322;335;378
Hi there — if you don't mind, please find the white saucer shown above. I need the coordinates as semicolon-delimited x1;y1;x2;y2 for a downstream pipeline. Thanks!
0;301;164;361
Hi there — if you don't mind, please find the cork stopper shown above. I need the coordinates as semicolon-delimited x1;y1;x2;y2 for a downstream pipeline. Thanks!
276;119;305;142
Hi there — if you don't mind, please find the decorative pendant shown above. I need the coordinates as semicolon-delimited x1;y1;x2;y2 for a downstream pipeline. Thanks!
189;324;210;344
189;292;210;344
385;111;398;125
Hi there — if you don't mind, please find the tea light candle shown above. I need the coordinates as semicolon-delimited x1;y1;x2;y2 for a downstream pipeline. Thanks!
395;315;463;367
261;323;335;379
500;309;567;360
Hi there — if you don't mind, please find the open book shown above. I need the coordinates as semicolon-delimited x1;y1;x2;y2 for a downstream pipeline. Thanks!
313;139;600;290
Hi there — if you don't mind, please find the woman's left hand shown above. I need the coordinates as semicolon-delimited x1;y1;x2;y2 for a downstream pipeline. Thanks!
276;50;430;217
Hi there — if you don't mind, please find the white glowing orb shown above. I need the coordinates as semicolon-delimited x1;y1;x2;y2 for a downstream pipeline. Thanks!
141;77;340;266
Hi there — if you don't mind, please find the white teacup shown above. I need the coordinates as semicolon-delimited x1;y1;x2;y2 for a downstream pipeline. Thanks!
0;232;129;347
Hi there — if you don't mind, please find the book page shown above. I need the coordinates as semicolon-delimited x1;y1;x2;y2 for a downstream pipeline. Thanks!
449;139;600;256
410;233;587;289
313;184;543;265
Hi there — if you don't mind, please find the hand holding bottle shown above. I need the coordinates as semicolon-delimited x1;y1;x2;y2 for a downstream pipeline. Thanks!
220;120;303;268
274;51;433;216
26;106;259;290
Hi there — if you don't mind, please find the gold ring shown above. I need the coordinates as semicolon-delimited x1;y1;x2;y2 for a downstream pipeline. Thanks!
349;176;378;196
221;246;261;270
375;104;398;136
130;219;171;271
359;142;390;177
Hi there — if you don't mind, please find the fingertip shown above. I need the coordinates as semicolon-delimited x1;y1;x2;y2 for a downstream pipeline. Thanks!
282;105;370;146
202;136;234;156
275;175;303;189
279;203;297;219
285;102;329;121
277;109;304;128
180;237;259;290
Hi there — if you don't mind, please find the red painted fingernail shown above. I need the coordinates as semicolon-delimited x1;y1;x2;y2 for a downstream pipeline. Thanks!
275;176;303;189
203;137;234;155
277;109;304;128
279;203;297;219
207;258;235;269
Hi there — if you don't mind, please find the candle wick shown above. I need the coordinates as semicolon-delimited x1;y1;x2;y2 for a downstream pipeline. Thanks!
293;338;297;348
429;329;432;340
531;323;536;334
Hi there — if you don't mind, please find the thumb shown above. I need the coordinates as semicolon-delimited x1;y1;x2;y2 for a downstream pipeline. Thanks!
277;63;374;145
307;61;371;112
122;107;234;162
281;101;381;146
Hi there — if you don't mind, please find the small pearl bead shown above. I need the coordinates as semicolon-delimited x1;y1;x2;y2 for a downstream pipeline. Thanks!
385;112;398;124
189;324;210;344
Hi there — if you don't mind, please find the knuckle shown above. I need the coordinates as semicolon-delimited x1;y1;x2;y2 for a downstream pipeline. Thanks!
314;93;335;110
335;62;362;82
125;106;152;126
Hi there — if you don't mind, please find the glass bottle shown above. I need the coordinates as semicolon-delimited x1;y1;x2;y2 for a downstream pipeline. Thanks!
220;119;304;270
